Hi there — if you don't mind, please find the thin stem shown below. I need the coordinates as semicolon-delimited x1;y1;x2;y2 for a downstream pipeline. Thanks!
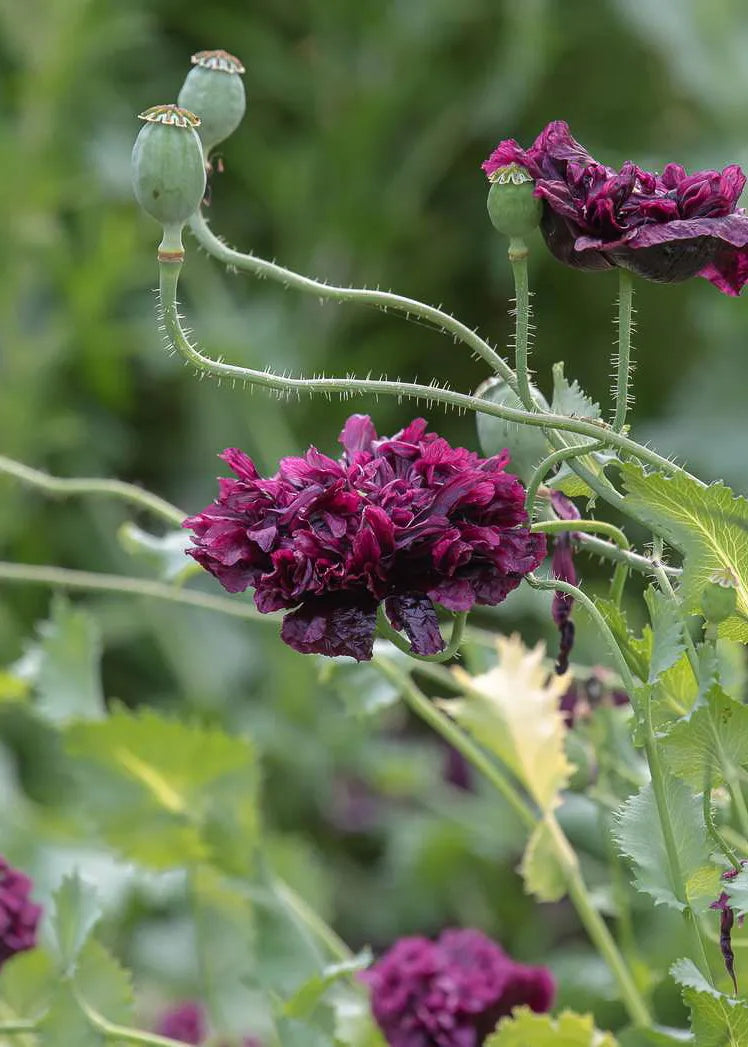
189;210;516;386
613;271;634;432
0;1020;39;1034
375;606;467;663
508;240;533;408
77;993;194;1046
0;561;272;624
158;259;702;488
525;444;606;520
532;518;631;550
273;878;354;963
0;454;185;526
373;656;651;1027
573;532;680;579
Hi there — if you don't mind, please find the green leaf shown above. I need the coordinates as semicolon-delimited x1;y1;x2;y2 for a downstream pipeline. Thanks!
595;600;649;682
117;521;198;584
519;818;568;903
661;684;748;790
65;706;260;872
486;1006;618;1045
671;958;748;1047
614;775;717;912
644;587;686;684
332;988;387;1047
547;363;617;500
620;465;748;642
12;596;104;724
283;951;373;1020
475;376;549;484
444;635;573;812
550;363;601;420
37;939;133;1047
0;948;55;1018
50;874;102;975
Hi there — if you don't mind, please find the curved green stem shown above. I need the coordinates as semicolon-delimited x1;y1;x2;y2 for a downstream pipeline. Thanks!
532;518;631;549
373;656;651;1027
375;606;467;663
76;993;194;1046
157;259;701;487
0;454;185;526
273;877;354;963
0;1020;38;1035
525;443;604;521
0;561;271;623
189;210;516;385
613;271;634;432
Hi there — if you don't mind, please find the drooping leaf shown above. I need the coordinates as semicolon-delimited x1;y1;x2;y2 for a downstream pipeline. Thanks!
621;465;748;643
671;958;748;1047
117;521;198;584
614;775;717;912
37;939;133;1047
644;587;686;684
49;873;102;975
283;951;373;1020
486;1006;618;1046
12;596;104;724
661;684;748;790
445;634;573;812
64;706;260;872
519;818;568;903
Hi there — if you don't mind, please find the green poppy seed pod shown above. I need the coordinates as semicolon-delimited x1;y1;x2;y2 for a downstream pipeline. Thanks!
177;50;246;159
700;568;738;625
132;105;206;260
475;376;548;483
487;163;542;239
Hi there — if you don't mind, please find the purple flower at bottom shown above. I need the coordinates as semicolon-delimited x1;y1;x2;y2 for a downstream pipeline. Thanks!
184;416;546;661
155;1001;206;1044
0;856;42;969
361;928;555;1047
482;121;748;295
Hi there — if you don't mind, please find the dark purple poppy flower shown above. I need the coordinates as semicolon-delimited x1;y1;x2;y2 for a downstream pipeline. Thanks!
482;121;748;294
0;857;42;969
361;928;555;1047
184;416;546;661
549;492;579;675
155;1001;206;1044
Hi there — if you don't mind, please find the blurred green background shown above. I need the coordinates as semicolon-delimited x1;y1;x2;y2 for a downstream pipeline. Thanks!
1;0;747;1036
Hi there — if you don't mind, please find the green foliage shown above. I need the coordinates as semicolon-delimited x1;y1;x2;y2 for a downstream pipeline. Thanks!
671;959;748;1046
519;818;568;903
546;364;617;499
643;588;686;685
64;706;260;871
614;775;717;912
621;466;748;642
486;1007;619;1045
12;596;104;725
49;874;102;975
283;952;372;1020
117;522;198;584
661;683;748;790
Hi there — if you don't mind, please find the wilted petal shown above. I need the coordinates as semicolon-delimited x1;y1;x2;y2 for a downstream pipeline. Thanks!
281;595;378;661
385;594;445;655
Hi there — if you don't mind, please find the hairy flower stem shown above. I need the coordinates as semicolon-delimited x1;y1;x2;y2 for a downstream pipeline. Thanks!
508;240;534;409
0;454;185;526
373;657;651;1027
613;271;634;432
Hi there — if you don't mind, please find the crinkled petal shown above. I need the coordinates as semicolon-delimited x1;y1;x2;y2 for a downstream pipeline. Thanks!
339;414;377;457
280;596;378;660
385;594;445;655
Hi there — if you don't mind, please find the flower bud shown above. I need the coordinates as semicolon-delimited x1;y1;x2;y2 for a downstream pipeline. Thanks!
131;105;207;259
475;376;548;483
701;568;738;625
486;163;542;239
177;50;246;159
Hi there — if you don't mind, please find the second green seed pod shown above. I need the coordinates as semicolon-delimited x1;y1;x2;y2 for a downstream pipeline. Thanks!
178;49;246;159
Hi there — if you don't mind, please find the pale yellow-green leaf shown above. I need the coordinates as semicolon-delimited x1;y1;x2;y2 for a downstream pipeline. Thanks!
444;634;573;812
486;1007;618;1046
519;818;569;902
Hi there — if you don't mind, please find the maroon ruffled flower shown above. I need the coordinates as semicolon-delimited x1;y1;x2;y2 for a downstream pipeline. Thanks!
482;121;748;294
185;416;545;661
0;856;42;969
361;928;555;1047
155;1001;206;1044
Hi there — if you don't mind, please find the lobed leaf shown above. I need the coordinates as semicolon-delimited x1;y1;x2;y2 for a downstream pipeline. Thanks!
661;683;748;790
671;958;748;1047
486;1006;618;1046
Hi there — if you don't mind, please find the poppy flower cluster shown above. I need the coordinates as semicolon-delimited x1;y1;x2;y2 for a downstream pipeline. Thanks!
184;415;545;661
482;120;748;295
0;855;41;969
361;928;555;1047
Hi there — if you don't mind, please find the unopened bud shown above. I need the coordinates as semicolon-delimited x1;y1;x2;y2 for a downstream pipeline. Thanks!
131;105;207;259
701;568;738;625
487;163;542;239
474;376;548;483
178;50;246;159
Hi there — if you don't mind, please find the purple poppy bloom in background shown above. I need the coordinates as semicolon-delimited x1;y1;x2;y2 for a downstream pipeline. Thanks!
155;1001;206;1044
560;668;630;727
0;856;42;969
185;416;545;661
549;491;579;675
361;928;555;1047
482;120;748;294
